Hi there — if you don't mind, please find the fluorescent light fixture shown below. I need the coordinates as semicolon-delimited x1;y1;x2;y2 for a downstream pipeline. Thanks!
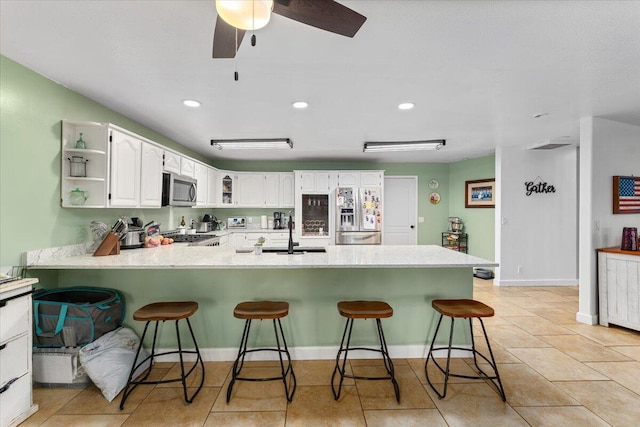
182;99;201;108
211;138;293;150
363;140;446;152
398;102;415;110
292;101;309;109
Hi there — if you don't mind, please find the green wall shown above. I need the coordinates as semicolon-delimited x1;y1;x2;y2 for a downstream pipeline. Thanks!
1;54;495;271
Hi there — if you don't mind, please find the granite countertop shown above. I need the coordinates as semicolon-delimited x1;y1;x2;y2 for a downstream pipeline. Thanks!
25;244;497;270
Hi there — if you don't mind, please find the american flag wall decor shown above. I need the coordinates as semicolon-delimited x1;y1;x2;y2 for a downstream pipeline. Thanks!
613;176;640;214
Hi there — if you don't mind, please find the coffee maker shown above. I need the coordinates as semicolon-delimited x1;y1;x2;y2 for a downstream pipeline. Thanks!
273;211;286;229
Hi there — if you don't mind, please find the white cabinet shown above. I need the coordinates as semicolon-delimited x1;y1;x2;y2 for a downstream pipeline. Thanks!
109;129;141;207
61;121;109;208
296;171;332;193
265;173;280;208
228;233;247;247
279;173;295;208
180;157;195;178
194;163;208;207
598;249;640;331
237;173;266;207
360;171;384;187
336;171;360;187
1;278;38;427
139;142;163;208
219;172;236;206
163;150;181;174
207;167;218;207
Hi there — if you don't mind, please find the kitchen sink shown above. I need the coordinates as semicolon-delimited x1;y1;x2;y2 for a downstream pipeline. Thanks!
261;247;327;254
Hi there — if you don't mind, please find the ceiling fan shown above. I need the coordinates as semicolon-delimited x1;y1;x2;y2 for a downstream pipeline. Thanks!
212;0;367;58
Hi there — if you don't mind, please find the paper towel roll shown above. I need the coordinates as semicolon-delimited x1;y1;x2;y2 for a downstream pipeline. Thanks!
261;215;268;229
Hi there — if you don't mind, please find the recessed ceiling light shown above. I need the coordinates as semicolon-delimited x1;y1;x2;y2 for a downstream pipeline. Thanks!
292;101;309;109
183;99;201;108
398;102;415;110
532;112;548;118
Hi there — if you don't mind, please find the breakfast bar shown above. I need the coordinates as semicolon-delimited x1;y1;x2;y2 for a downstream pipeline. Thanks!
25;244;497;359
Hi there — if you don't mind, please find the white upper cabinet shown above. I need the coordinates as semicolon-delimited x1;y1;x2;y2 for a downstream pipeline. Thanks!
336;171;360;187
139;142;163;208
109;129;141;207
163;150;181;174
297;171;331;193
61;121;109;208
180;157;195;178
207;167;218;207
264;173;280;207
360;171;384;187
237;173;266;207
194;162;208;207
279;173;295;208
219;171;235;206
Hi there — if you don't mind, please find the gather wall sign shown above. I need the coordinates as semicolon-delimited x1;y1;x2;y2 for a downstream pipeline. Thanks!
524;176;556;196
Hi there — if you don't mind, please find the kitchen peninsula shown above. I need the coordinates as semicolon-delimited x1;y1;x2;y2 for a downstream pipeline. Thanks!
25;245;497;359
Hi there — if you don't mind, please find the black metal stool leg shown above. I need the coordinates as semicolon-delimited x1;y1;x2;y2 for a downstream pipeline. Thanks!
227;319;252;403
185;317;205;401
120;321;150;410
425;313;444;398
376;318;400;402
331;318;354;400
274;318;296;401
478;318;506;401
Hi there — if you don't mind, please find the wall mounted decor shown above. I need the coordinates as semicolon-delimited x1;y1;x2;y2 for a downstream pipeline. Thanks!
465;179;495;208
613;176;640;214
524;176;556;196
429;192;441;204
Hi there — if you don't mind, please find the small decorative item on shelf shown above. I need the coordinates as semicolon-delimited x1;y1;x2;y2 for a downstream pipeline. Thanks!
621;227;638;251
69;188;88;206
68;156;88;177
75;132;87;149
254;237;266;255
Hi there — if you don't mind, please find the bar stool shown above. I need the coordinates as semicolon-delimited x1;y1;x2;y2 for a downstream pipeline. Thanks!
119;301;205;410
331;300;400;402
226;301;296;403
425;299;506;401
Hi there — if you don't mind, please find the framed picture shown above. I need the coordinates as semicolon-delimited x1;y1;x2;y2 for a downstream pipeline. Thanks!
613;175;640;214
465;179;495;208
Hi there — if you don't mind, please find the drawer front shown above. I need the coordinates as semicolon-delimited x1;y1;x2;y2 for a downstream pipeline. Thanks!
0;294;30;343
0;372;30;427
0;334;28;385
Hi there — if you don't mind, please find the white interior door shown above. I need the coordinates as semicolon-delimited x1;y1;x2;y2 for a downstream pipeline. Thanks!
383;176;417;245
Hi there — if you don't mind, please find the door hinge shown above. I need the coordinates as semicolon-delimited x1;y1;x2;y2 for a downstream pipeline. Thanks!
108;193;111;200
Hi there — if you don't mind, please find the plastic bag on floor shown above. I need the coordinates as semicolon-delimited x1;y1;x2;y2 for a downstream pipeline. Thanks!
79;326;151;402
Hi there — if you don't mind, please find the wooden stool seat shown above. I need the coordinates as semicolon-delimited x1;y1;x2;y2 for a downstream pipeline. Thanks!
233;301;289;320
431;299;494;318
133;301;198;321
337;300;393;319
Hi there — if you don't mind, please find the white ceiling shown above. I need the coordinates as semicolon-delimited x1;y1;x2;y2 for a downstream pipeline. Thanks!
1;1;639;163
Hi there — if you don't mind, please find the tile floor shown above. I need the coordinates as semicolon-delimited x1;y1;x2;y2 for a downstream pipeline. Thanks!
23;278;640;426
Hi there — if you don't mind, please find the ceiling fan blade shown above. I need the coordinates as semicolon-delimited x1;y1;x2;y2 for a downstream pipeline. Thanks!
212;15;246;58
273;0;366;38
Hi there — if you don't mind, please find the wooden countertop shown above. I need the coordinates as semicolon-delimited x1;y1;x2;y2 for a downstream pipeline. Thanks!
597;247;640;256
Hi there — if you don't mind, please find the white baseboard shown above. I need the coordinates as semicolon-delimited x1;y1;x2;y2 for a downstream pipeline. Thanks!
496;279;579;287
154;344;472;362
576;311;598;325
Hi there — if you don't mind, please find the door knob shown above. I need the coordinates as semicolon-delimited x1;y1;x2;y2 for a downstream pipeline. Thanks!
410;225;415;229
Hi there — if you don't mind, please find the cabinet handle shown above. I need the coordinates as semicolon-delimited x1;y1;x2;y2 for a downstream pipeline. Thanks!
0;343;5;351
0;377;18;394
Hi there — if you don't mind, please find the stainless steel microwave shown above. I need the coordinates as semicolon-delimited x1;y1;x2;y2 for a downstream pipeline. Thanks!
162;173;197;206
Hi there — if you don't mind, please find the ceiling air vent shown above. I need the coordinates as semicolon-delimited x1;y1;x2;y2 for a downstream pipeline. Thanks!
527;139;575;150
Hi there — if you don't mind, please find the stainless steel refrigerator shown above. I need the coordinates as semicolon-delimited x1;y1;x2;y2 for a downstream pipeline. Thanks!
335;187;382;244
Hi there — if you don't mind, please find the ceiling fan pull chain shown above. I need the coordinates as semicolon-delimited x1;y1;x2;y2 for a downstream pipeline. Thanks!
251;1;256;47
234;28;239;81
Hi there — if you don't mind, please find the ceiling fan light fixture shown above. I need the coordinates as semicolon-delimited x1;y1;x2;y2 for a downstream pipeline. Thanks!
215;0;274;31
363;140;446;153
211;138;293;150
398;102;415;110
292;101;309;109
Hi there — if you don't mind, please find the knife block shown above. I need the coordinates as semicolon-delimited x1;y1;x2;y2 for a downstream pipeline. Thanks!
93;233;121;256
